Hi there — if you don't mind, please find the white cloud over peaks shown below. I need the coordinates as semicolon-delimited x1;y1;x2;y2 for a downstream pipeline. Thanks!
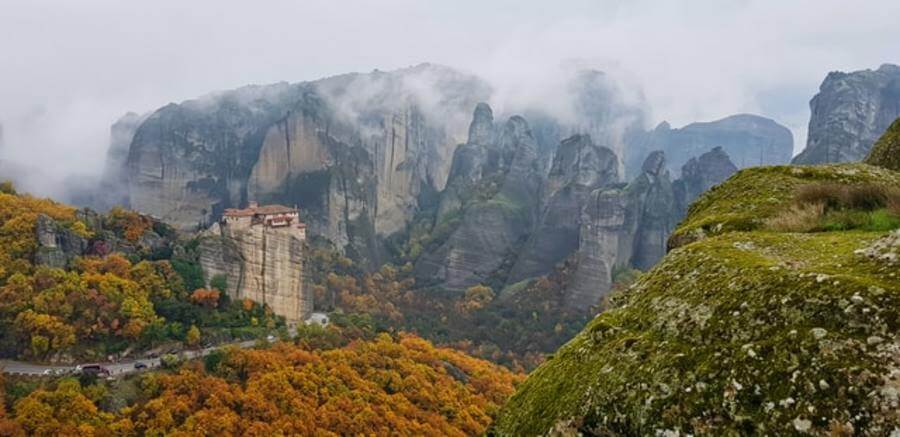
0;0;898;197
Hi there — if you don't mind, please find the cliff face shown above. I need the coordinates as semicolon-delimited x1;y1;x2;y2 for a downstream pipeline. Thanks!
412;101;740;303
414;104;543;289
128;84;296;229
794;64;900;164
568;148;738;308
507;134;619;284
199;221;311;324
626;114;792;178
568;151;675;308
673;146;739;217
126;64;489;265
494;163;900;436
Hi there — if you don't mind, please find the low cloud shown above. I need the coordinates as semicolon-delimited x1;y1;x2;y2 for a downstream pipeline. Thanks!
0;0;897;199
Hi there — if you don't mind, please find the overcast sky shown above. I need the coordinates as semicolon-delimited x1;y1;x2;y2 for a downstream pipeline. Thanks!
1;0;899;195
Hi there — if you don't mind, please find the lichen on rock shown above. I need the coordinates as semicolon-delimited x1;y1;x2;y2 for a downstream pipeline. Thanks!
493;163;900;436
865;117;900;172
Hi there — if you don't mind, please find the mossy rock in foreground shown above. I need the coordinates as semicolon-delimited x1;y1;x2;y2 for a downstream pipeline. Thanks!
493;229;900;435
668;163;900;250
865;117;900;172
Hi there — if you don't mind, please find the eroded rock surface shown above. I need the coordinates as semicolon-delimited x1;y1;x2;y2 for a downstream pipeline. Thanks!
415;105;542;289
508;134;619;284
794;64;900;164
627;114;792;178
199;221;311;324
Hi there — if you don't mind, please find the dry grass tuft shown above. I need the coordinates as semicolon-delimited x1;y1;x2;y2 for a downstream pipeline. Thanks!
764;202;825;232
795;183;900;212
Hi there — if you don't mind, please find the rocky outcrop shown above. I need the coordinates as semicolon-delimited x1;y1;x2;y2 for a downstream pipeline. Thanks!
199;221;311;324
494;163;900;436
507;134;618;283
567;188;630;309
673;146;739;217
627;114;792;178
567;148;737;308
794;64;900;164
34;214;88;268
414;104;542;289
126;64;488;266
569;151;674;307
864;117;900;171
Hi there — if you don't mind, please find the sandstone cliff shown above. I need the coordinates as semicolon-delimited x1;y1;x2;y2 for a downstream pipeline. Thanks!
126;64;488;267
793;64;900;164
626;114;792;178
199;221;311;324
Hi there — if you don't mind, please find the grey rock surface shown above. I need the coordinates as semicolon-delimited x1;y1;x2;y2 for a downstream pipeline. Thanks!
793;64;900;164
626;114;792;178
507;134;619;283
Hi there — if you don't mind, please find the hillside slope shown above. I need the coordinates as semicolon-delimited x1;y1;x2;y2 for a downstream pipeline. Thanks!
493;162;900;435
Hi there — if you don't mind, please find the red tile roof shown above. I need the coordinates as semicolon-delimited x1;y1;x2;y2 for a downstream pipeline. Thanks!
255;204;297;215
223;208;255;217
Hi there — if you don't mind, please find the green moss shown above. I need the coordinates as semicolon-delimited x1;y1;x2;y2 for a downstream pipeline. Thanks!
482;191;527;215
499;278;532;300
819;208;900;232
494;230;899;435
669;163;900;249
865;117;900;171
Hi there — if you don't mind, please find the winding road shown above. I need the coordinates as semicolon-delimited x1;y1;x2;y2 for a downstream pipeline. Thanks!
0;339;261;377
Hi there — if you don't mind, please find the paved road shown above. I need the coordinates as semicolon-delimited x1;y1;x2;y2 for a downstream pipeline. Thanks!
0;339;261;378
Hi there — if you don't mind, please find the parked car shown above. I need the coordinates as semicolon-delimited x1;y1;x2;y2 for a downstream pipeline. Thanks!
134;362;147;369
79;364;110;376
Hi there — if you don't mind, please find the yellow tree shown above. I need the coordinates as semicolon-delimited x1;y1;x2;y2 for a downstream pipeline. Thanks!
186;325;201;347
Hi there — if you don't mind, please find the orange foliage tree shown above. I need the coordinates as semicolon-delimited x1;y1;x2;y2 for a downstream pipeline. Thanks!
190;289;221;309
110;333;522;435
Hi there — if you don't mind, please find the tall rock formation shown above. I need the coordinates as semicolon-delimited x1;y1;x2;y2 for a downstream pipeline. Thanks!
507;134;619;283
414;104;543;289
627;150;677;270
673;146;739;217
198;205;311;325
626;114;792;178
794;64;900;164
126;64;489;266
567;148;737;308
89;112;149;211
